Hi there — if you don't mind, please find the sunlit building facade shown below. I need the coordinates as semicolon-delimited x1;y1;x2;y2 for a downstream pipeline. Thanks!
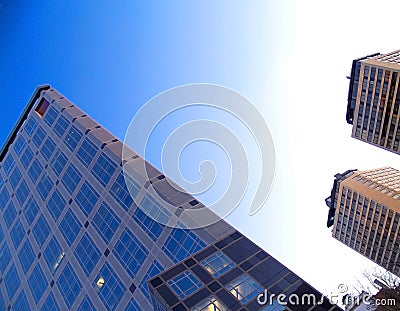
326;167;400;277
346;50;400;154
0;85;339;310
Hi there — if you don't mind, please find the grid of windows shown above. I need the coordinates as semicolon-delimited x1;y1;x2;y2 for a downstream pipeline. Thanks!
114;228;149;278
18;240;35;274
54;115;69;137
139;260;163;301
41;293;60;311
3;201;16;228
133;207;164;242
13;291;29;311
110;172;139;211
0;187;9;211
58;263;82;309
74;233;101;276
47;189;66;221
10;219;25;249
167;271;203;299
94;263;126;310
40;137;56;161
0;242;11;273
5;264;20;299
44;236;64;274
65;126;83;151
75;181;99;216
24;117;38;136
200;251;235;277
28;264;48;303
59;210;81;246
20;146;34;168
61;164;82;194
226;274;263;304
3;154;15;175
44;107;58;126
28;159;43;182
78;295;96;311
51;150;68;176
37;174;53;201
91;153;117;186
32;126;46;147
23;197;39;225
77;138;97;167
33;215;51;247
13;135;26;154
163;228;206;263
92;202;120;244
16;181;29;205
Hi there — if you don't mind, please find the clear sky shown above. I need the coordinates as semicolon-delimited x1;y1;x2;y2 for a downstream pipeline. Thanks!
1;0;399;301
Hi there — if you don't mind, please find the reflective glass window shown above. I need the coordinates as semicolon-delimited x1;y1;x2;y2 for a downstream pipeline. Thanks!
18;240;35;274
74;233;101;276
54;115;69;137
59;210;81;246
61;163;81;194
23;197;39;225
33;215;51;247
114;228;148;278
92;202;120;244
168;271;203;299
65;126;83;151
94;263;125;310
77;138;97;167
28;264;48;303
44;236;64;274
58;263;82;309
91;153;117;186
5;264;20;299
75;181;99;216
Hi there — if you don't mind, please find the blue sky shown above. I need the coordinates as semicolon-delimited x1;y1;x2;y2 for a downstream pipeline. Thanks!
2;0;400;301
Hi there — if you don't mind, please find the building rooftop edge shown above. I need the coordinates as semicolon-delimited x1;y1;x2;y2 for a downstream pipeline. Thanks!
0;84;51;162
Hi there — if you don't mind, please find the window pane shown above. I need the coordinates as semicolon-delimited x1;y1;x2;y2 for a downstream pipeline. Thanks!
200;251;234;277
226;274;263;304
57;263;82;309
167;271;203;299
64;126;83;152
59;210;81;246
91;153;117;186
94;263;125;310
74;233;101;276
76;138;97;167
44;236;64;274
61;164;81;194
113;228;149;278
33;215;51;247
92;202;120;244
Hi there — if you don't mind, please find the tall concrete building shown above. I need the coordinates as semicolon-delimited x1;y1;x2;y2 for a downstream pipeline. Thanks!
326;167;400;277
0;85;340;310
346;50;400;154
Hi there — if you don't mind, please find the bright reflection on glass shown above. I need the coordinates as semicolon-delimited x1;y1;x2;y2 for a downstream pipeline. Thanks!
191;295;228;311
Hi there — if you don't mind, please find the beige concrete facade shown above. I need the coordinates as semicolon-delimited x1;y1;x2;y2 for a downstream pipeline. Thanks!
332;167;400;276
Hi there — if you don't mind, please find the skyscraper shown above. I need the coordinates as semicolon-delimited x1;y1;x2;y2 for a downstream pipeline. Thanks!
326;167;400;277
346;50;400;154
0;85;339;310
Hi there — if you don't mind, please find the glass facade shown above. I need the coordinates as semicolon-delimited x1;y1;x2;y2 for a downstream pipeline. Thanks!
0;86;337;310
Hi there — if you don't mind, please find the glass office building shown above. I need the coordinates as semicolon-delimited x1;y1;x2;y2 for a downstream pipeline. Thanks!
0;85;339;310
326;168;400;277
346;50;400;154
